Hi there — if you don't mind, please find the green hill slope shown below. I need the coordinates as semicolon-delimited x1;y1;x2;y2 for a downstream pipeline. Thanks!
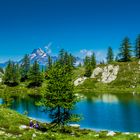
74;61;140;94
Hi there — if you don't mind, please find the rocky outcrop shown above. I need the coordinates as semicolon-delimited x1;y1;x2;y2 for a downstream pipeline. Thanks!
74;77;87;86
101;65;119;83
74;65;119;86
0;72;3;82
90;67;103;78
91;65;119;83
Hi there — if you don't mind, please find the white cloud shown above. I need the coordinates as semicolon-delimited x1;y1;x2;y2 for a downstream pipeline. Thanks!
94;50;107;63
78;49;107;63
80;49;93;57
44;42;52;54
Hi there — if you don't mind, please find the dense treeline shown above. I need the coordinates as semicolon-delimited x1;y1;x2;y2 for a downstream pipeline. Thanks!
84;53;96;77
107;35;140;63
2;49;76;87
1;34;140;85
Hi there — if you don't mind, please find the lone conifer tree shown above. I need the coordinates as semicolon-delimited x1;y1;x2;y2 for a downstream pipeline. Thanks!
28;60;43;87
135;34;140;59
20;54;30;81
119;37;132;62
91;52;96;68
84;53;96;77
106;46;114;63
47;55;52;70
3;61;20;86
39;62;79;126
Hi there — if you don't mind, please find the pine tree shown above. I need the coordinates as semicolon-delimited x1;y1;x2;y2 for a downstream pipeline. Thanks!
3;61;20;86
47;55;52;70
3;61;13;85
69;53;76;67
58;49;76;73
28;60;43;87
39;62;79;126
84;64;92;77
91;52;96;68
135;34;140;59
0;67;4;74
84;56;91;66
84;56;92;77
20;54;30;81
13;64;21;85
119;37;132;62
106;46;114;63
59;49;65;65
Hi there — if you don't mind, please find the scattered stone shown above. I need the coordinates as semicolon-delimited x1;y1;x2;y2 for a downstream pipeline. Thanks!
138;134;140;138
0;130;5;135
19;125;27;129
106;131;116;136
69;124;80;128
74;77;87;86
94;134;99;137
70;132;75;136
6;133;13;137
90;67;103;78
123;132;130;135
18;134;22;137
32;133;36;137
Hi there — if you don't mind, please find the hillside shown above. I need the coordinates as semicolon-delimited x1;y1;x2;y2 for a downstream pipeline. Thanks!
74;61;140;94
0;107;140;140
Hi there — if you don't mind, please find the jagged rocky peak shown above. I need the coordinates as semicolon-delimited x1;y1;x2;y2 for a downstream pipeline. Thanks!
31;48;45;56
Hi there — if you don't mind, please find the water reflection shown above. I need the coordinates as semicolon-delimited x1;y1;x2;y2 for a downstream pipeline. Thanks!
99;94;118;103
0;98;3;104
1;93;140;132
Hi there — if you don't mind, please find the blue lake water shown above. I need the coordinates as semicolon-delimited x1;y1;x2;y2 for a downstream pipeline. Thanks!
2;93;140;132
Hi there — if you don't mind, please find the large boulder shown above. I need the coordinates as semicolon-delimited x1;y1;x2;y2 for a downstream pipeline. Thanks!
0;72;3;82
91;65;119;83
74;77;87;86
101;65;119;83
90;67;103;78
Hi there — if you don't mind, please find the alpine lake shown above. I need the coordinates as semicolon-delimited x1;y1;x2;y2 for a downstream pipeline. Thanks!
1;92;140;132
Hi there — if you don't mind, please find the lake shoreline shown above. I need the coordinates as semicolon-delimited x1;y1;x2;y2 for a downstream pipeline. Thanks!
1;107;140;140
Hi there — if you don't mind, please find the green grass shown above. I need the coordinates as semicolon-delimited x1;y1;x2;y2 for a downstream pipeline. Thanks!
0;107;140;140
75;61;140;94
1;61;140;98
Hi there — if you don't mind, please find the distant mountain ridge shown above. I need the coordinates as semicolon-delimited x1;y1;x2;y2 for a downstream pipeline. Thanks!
28;48;57;66
0;48;83;68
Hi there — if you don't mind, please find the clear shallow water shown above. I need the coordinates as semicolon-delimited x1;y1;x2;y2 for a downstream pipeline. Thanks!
2;93;140;132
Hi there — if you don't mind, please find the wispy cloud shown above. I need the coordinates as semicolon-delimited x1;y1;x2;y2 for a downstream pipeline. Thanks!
80;49;93;57
94;50;107;62
77;49;107;63
44;42;52;54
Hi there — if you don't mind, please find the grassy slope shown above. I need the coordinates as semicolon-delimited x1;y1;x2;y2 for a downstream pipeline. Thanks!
0;61;140;98
75;61;140;94
0;107;140;140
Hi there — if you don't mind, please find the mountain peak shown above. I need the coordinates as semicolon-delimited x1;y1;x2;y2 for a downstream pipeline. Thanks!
31;48;45;55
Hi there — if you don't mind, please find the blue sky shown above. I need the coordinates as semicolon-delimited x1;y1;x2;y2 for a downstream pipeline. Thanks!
0;0;140;62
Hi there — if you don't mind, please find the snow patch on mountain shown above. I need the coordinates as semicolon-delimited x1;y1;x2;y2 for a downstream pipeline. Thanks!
29;48;52;65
